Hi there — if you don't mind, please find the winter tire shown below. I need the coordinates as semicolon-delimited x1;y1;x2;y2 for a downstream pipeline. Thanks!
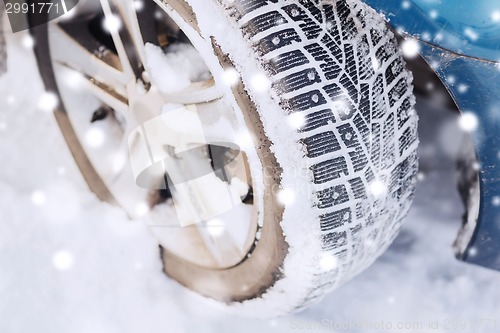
30;0;419;316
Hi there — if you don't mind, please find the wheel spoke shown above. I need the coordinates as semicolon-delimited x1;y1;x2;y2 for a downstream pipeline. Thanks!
100;0;157;80
161;78;224;104
107;148;151;218
52;21;129;88
85;78;129;115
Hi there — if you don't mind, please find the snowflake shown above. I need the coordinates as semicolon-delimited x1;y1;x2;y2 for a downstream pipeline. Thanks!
134;0;144;11
38;92;58;111
249;73;270;93
492;11;500;22
52;250;75;271
85;127;106;147
222;67;239;86
319;253;338;271
135;202;150;217
277;188;295;206
21;35;35;49
288;112;306;129
458;112;478;132
369;180;387;197
31;190;47;206
401;39;420;59
468;247;478;257
235;130;253;151
458;84;468;93
103;15;122;33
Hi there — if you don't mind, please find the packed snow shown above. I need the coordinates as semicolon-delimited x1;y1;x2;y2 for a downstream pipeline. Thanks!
1;27;499;333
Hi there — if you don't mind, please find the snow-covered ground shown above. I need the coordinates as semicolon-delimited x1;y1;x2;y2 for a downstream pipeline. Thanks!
0;31;499;333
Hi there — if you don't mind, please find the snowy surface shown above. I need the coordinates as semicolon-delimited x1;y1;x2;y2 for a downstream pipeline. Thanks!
1;31;499;333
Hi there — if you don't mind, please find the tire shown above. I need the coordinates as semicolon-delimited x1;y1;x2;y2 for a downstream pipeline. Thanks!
31;0;418;316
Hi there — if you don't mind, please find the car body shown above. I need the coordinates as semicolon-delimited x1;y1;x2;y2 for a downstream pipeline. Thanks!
364;0;500;270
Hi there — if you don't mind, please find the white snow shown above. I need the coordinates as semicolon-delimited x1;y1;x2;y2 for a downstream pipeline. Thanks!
287;112;306;129
84;127;106;147
37;91;59;112
458;112;479;132
52;249;75;271
319;253;338;272
222;67;240;87
401;39;421;59
21;35;35;49
31;190;47;206
249;72;271;94
103;14;122;33
492;10;500;22
1;14;499;333
277;188;296;206
143;42;211;95
368;179;387;197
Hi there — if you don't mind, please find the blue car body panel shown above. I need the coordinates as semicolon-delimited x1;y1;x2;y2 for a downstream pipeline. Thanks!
364;0;500;270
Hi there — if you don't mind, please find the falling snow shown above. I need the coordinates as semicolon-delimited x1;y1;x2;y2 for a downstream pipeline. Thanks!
458;112;479;132
0;9;499;333
401;39;420;59
21;35;34;49
103;15;122;33
52;250;75;271
319;253;338;271
37;91;58;111
369;180;387;197
288;112;306;130
85;127;106;148
277;188;295;206
222;67;239;86
249;73;271;93
31;190;47;206
458;84;468;93
492;11;500;22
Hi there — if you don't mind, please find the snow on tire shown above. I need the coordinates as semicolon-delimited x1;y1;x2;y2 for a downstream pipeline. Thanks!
178;0;419;315
32;0;419;317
